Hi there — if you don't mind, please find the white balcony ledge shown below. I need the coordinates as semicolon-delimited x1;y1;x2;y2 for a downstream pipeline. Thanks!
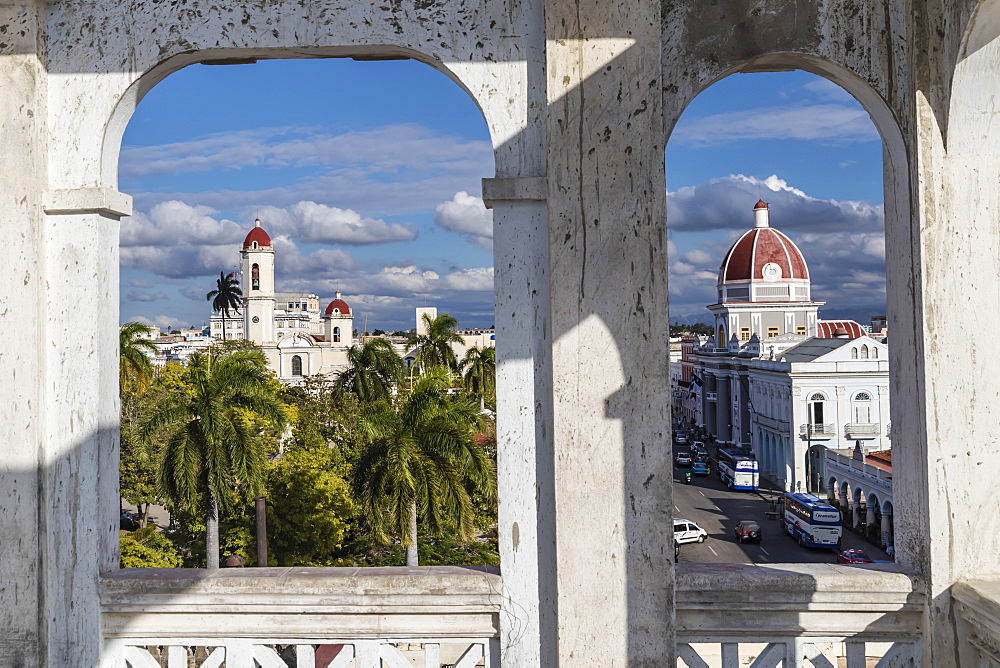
676;563;923;637
100;566;502;640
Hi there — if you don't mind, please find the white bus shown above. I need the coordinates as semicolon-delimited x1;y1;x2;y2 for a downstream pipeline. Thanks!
781;492;842;548
716;448;759;491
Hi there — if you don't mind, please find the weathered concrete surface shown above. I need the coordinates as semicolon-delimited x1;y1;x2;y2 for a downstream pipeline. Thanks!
0;4;45;667
100;567;502;640
546;1;672;665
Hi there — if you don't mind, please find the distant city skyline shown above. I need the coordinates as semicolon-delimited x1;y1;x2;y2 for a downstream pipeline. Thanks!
118;62;885;332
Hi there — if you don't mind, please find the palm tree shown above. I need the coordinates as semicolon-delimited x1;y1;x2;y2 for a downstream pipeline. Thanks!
459;345;496;411
206;271;243;341
405;313;464;372
141;348;286;569
120;321;157;394
334;338;405;402
353;366;496;566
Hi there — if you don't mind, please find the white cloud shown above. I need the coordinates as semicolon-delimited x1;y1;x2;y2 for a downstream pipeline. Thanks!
671;104;878;146
433;192;494;251
122;124;495;219
254;201;416;245
129;314;192;332
126;290;169;302
120;200;244;247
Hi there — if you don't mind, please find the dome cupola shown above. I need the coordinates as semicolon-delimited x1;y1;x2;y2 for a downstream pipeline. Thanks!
717;201;811;303
324;291;352;317
242;219;272;250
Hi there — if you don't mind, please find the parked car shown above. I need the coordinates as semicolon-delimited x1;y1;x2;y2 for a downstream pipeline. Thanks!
674;452;693;467
692;461;710;476
734;520;761;543
836;548;873;564
674;518;708;544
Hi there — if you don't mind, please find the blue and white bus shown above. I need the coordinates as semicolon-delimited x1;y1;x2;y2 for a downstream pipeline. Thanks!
781;492;842;548
716;449;759;491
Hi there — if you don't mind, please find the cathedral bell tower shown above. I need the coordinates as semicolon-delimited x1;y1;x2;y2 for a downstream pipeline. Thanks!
241;219;276;344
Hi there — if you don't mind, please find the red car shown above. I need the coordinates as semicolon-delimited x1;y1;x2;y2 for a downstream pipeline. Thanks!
836;548;873;564
734;520;761;543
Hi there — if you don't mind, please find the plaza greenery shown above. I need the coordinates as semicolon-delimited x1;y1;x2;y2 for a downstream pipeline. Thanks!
118;314;498;569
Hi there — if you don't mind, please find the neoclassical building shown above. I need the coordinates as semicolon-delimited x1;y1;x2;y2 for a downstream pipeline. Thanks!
210;219;355;382
691;201;891;494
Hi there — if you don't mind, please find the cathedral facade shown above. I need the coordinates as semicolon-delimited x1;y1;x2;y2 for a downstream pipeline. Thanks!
210;219;354;383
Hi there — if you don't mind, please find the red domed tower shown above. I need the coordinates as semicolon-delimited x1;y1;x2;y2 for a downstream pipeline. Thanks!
241;219;276;344
323;291;354;347
707;201;824;348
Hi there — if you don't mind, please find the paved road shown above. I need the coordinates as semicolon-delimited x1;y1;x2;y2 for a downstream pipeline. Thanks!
671;446;889;564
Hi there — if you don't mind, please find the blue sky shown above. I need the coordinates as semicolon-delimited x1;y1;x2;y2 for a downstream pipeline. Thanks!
119;62;886;332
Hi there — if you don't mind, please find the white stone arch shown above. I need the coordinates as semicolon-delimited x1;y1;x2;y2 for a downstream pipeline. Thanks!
950;0;1000;156
826;475;839;503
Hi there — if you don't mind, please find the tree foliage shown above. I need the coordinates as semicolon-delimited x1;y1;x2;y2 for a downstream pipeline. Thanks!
119;527;183;568
334;338;405;402
406;313;465;371
206;271;243;340
120;321;157;394
141;346;286;568
353;366;496;566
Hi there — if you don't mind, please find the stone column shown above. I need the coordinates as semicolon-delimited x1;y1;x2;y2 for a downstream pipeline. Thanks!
545;0;670;663
487;178;548;667
0;5;46;665
716;372;731;443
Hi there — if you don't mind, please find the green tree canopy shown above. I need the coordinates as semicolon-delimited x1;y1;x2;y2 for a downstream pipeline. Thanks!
459;345;496;411
141;347;286;569
120;321;157;394
206;271;243;340
406;313;465;372
353;366;496;566
334;338;405;403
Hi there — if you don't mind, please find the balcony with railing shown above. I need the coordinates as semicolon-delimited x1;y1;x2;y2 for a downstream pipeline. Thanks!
799;423;836;439
844;423;882;439
100;567;501;668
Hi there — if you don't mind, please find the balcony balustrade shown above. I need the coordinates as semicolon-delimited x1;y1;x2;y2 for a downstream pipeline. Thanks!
99;567;500;668
844;423;881;439
800;423;836;439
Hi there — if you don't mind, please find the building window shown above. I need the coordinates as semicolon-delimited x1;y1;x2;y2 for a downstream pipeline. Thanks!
717;325;725;345
740;327;750;341
767;327;779;338
808;392;826;424
860;345;869;359
796;326;806;336
291;355;302;376
252;263;260;290
333;326;341;343
872;347;878;359
853;392;872;423
851;347;858;359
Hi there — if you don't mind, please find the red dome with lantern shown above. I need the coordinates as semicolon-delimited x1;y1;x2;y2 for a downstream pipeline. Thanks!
718;201;809;285
324;291;351;316
242;219;272;249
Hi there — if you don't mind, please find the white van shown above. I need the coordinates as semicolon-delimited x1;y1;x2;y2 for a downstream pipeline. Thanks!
673;518;708;544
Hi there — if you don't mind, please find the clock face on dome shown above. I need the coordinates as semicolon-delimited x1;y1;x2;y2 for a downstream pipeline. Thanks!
762;262;782;282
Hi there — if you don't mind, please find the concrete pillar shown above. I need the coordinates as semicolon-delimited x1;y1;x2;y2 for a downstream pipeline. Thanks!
0;5;46;665
545;0;670;663
881;511;893;548
866;502;876;528
715;373;730;442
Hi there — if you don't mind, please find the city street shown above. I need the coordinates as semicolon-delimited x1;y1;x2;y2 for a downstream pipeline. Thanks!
672;444;889;564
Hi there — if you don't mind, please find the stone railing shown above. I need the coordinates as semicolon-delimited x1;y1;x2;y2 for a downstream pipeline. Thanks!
676;563;923;667
843;422;881;438
99;566;501;668
953;580;1000;667
799;423;836;438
